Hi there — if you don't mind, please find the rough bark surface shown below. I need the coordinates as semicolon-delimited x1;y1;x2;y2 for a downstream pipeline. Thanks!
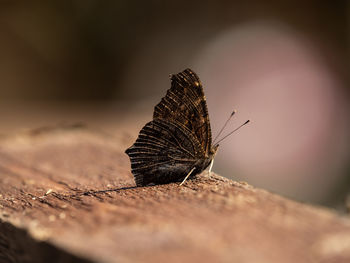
0;125;350;263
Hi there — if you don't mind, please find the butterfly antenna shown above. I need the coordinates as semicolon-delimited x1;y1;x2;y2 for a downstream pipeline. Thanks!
213;110;236;144
214;120;250;145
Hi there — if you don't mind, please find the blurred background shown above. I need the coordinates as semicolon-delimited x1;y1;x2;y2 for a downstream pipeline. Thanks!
0;1;349;210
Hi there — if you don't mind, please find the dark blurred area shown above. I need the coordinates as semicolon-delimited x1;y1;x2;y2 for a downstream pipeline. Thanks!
0;1;349;209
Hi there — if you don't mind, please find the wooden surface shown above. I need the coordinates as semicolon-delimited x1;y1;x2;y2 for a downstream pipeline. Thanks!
1;124;350;263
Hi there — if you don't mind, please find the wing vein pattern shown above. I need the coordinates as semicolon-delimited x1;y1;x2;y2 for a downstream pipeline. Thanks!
125;118;204;186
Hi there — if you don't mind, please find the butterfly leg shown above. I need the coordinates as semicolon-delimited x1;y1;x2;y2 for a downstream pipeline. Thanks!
208;159;214;176
179;167;196;186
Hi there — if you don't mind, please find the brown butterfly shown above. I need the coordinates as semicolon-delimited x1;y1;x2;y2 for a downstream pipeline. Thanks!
125;68;248;186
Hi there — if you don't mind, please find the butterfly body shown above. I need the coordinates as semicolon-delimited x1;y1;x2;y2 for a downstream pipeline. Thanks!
125;69;217;186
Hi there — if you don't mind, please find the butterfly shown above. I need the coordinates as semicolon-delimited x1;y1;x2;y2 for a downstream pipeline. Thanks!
125;68;248;186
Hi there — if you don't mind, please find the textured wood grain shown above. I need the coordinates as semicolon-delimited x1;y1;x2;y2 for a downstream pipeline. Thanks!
0;124;350;263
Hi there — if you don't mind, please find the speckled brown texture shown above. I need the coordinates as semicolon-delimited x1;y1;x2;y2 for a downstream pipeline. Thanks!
0;125;350;263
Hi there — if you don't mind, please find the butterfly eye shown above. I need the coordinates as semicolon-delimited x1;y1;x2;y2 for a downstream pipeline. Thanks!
211;144;219;154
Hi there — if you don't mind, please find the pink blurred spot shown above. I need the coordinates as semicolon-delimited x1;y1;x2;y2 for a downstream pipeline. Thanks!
195;22;349;202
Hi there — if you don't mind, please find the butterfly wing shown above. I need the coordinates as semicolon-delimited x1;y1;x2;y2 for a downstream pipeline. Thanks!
125;119;204;186
153;68;212;155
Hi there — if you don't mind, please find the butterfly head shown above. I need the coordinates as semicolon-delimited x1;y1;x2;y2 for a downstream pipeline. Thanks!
210;144;219;157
